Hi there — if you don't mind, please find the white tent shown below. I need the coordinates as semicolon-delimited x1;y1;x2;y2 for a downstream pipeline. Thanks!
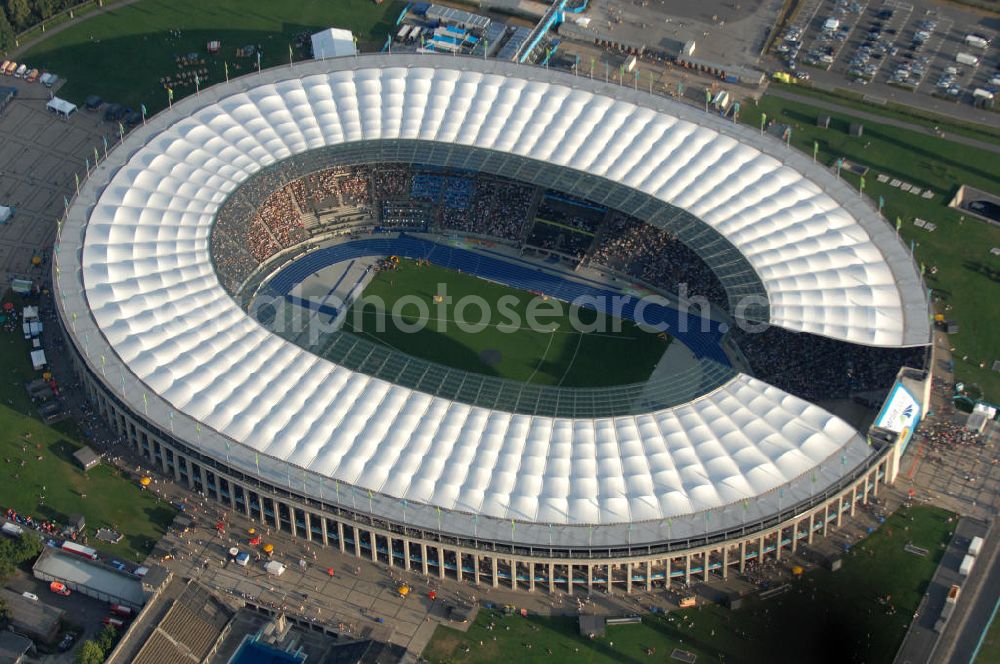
0;206;11;223
311;28;357;60
30;349;47;370
46;97;77;118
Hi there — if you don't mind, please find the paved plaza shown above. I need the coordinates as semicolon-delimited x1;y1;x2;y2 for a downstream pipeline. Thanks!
0;78;115;291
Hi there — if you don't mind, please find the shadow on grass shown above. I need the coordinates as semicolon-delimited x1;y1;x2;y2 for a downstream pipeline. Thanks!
48;439;81;464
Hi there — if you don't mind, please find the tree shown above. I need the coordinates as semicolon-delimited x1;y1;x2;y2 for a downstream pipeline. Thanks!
75;640;105;664
3;0;29;31
0;7;14;53
95;624;118;654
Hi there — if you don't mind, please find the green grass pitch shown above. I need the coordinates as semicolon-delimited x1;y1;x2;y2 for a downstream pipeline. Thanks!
345;259;670;387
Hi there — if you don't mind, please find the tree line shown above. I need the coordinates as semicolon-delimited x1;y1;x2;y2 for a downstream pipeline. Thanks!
2;0;99;52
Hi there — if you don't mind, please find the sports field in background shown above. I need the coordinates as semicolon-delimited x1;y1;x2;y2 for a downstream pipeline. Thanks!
21;0;402;113
741;95;1000;402
346;259;670;387
423;504;955;664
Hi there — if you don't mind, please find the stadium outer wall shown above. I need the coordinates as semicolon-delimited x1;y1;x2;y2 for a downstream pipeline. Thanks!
60;312;899;592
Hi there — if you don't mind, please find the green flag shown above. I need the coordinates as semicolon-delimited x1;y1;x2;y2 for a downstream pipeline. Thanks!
813;141;819;159
896;216;902;231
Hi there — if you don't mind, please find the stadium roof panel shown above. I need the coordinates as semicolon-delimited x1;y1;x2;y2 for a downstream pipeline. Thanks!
59;55;925;538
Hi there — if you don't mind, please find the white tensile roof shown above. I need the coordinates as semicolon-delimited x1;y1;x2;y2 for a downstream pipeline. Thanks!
61;56;924;537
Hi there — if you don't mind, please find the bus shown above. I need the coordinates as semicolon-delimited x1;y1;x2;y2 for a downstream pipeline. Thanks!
61;541;99;561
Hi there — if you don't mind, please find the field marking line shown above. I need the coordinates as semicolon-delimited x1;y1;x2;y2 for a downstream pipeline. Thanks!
525;329;558;385
558;332;585;386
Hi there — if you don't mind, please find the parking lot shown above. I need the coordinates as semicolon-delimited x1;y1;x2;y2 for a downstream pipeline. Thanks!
774;0;999;110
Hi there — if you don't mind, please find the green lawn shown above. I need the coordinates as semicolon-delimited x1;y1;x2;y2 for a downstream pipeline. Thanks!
345;258;670;387
742;96;1000;401
21;0;402;113
975;604;1000;664
0;295;174;562
771;83;1000;147
424;505;955;664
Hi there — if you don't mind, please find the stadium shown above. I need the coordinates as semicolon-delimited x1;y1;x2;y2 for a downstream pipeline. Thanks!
54;54;933;593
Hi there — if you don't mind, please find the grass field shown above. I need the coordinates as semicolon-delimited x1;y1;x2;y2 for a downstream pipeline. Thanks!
21;0;403;113
346;259;670;387
975;605;1000;664
423;505;955;664
0;295;174;561
741;95;1000;401
772;83;1000;147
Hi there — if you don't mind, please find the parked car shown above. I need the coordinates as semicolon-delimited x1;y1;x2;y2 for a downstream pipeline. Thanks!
58;633;75;652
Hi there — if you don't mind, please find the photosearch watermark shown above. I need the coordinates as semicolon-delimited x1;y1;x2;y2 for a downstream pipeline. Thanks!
248;281;770;347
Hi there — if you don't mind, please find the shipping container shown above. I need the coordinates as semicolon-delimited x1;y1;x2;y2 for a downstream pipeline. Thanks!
959;554;975;576
969;536;984;556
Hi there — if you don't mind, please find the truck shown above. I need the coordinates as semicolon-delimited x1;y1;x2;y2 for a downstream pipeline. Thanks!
969;536;984;556
956;52;980;67
235;551;250;567
1;522;23;537
110;604;134;619
965;34;990;50
935;584;960;632
61;541;99;561
959;554;975;576
264;561;285;576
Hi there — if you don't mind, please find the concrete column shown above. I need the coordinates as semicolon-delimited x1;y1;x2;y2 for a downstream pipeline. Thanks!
807;513;815;544
172;455;183;483
473;554;480;586
420;543;429;576
337;521;346;553
606;564;612;592
403;540;412;572
684;554;691;586
491;556;498;588
645;561;652;591
286;505;297;538
703;551;710;581
529;563;536;592
822;505;830;536
199;464;208;495
872;465;880;497
510;559;517;590
791;521;799;553
159;445;170;475
353;526;361;558
438;548;446;580
302;511;312;542
548;563;555;594
722;547;729;579
775;528;782;561
256;496;266;525
567;564;573;595
320;516;329;546
850;486;858;517
587;564;593;592
758;535;765;562
863;475;871;504
387;538;395;568
370;531;377;562
836;494;845;527
739;541;746;572
626;563;633;594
